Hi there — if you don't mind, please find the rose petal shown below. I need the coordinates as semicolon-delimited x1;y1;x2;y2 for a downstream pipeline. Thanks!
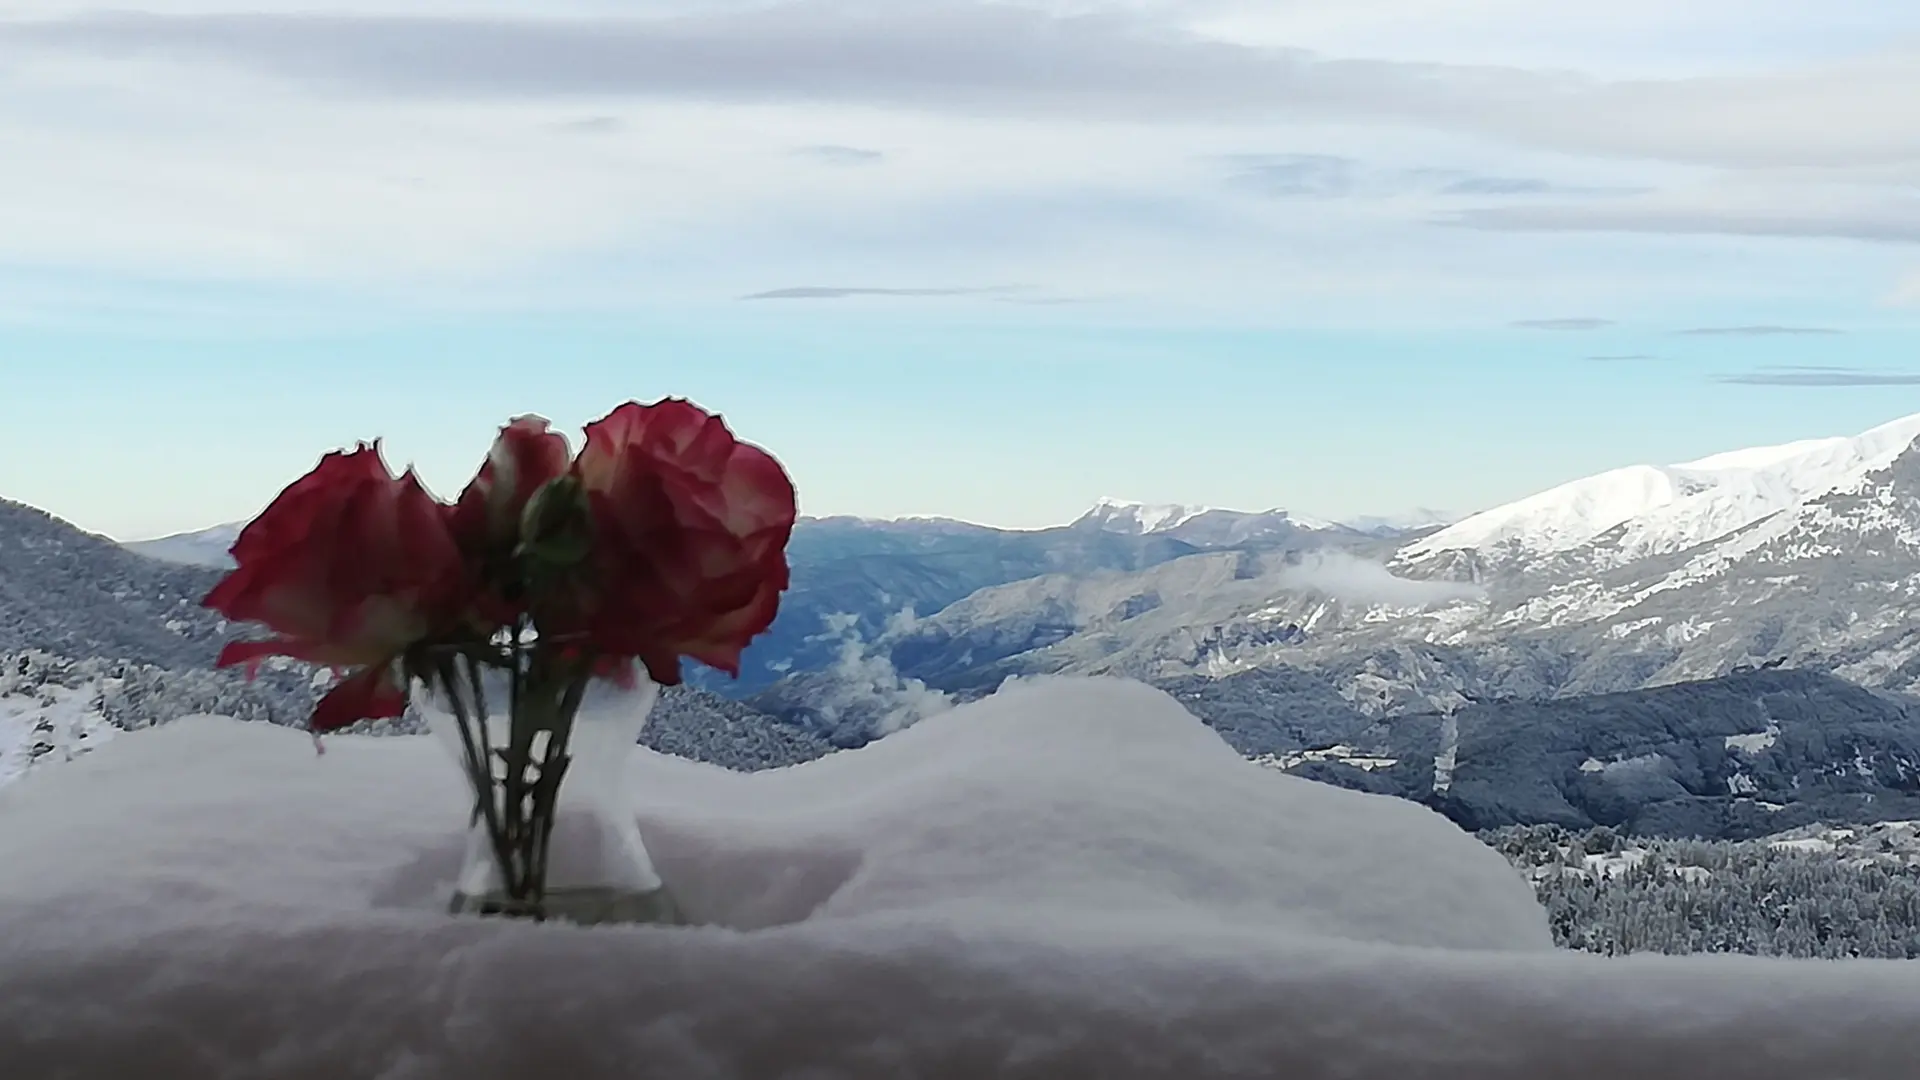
310;664;408;733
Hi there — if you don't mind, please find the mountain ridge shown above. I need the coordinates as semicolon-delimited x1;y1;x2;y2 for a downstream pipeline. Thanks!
1400;412;1920;570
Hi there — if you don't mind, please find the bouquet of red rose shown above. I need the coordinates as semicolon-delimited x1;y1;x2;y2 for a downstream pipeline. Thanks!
203;399;796;922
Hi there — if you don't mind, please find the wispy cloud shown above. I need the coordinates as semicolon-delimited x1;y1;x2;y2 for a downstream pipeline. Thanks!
1224;154;1359;198
1277;551;1483;607
740;285;1022;300
1714;364;1920;386
793;144;885;166
8;7;1920;170
1438;176;1555;195
548;115;623;135
1224;154;1623;200
1447;193;1920;246
1679;325;1843;336
1511;318;1614;331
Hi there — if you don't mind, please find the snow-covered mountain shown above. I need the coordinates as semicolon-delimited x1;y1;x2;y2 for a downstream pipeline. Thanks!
1076;497;1323;533
1398;413;1920;570
1075;498;1459;544
123;521;244;568
1073;497;1354;546
1339;509;1460;537
790;411;1920;735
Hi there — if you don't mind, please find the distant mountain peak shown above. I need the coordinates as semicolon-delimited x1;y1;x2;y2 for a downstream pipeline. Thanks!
1338;509;1461;537
123;521;245;569
1075;498;1346;534
1082;498;1229;533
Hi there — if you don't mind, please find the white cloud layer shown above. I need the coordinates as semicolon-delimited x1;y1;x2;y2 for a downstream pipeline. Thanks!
0;1;1917;319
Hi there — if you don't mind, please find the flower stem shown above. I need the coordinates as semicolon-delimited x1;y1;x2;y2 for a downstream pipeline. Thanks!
527;669;588;904
437;654;518;910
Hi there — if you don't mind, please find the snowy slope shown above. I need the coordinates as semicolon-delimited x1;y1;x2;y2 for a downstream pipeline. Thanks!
0;682;116;790
1399;412;1920;566
122;521;244;568
6;677;1920;1079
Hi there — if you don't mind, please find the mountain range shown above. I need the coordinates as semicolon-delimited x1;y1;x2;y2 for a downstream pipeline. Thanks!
748;413;1920;724
17;411;1920;839
101;414;1920;726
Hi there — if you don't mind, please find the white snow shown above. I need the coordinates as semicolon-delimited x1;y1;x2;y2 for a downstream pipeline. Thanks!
1400;411;1920;565
1253;744;1401;772
1082;496;1216;533
6;676;1920;1077
1077;497;1342;534
0;682;117;789
121;520;245;568
1339;508;1462;533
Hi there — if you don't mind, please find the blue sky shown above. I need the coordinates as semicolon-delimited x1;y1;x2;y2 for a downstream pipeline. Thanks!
2;1;1919;539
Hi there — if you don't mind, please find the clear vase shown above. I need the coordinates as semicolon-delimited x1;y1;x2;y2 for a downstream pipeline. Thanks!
416;662;683;927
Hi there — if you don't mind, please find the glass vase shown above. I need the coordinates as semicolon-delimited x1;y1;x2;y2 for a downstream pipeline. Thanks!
416;662;683;927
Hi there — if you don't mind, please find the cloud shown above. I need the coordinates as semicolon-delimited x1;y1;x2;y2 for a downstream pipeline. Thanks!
1511;318;1613;330
1439;176;1556;195
549;115;623;135
1586;354;1661;361
1223;155;1629;201
813;609;953;737
740;285;1022;300
8;6;1920;170
1447;193;1920;245
1276;552;1484;607
1;2;1913;320
793;143;884;166
1713;364;1920;386
1678;325;1843;336
1224;154;1358;198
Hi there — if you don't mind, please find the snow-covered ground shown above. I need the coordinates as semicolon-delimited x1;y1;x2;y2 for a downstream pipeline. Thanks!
3;676;1920;1077
0;681;116;790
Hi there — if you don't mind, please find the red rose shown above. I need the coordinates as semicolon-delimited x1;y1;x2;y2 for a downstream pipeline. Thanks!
568;399;796;685
204;443;475;732
447;416;574;621
449;415;573;557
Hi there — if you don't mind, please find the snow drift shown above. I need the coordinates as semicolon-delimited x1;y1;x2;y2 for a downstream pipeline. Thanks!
2;676;1919;1078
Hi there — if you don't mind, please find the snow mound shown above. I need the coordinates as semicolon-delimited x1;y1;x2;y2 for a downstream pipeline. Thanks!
1402;411;1920;564
4;677;1920;1078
